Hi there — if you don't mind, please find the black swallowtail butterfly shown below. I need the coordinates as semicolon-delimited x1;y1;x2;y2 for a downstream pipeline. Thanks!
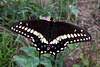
10;18;91;59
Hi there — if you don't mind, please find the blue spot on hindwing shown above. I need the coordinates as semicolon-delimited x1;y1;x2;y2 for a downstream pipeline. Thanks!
54;47;56;49
44;45;46;47
52;45;54;48
41;46;43;48
47;44;51;47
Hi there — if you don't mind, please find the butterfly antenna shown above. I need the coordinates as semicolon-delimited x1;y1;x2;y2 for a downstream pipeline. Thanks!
39;52;41;59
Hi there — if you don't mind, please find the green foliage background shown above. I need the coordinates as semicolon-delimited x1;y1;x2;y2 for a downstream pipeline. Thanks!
0;0;99;67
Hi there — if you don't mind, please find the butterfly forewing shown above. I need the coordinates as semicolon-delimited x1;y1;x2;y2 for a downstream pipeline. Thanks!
50;22;91;44
11;19;50;42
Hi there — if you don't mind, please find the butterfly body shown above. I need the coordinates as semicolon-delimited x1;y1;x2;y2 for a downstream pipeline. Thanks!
10;19;91;59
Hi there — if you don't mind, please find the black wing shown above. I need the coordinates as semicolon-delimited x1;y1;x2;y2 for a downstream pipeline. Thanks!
50;22;91;44
10;19;50;43
46;22;91;59
10;19;91;59
10;19;52;58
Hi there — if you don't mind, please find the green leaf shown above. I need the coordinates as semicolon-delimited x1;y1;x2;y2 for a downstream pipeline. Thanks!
64;48;69;56
69;5;80;17
15;34;21;43
13;55;39;67
13;55;27;67
42;54;51;58
40;57;52;67
0;50;2;57
0;50;4;61
57;58;63;67
27;58;39;67
39;16;44;19
73;64;80;67
80;53;83;59
68;44;76;49
82;59;89;67
20;46;36;58
76;43;83;48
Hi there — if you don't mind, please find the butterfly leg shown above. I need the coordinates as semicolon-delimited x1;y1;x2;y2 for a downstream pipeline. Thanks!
54;55;57;60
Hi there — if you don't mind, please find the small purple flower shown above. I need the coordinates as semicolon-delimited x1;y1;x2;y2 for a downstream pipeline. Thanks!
44;17;50;21
44;17;56;22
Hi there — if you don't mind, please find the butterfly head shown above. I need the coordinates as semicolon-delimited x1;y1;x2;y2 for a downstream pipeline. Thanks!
50;17;53;22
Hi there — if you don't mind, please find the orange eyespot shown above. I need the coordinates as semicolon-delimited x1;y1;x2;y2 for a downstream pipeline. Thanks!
47;46;50;50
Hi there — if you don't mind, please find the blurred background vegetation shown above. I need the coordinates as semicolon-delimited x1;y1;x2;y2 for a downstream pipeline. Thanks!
0;0;100;67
